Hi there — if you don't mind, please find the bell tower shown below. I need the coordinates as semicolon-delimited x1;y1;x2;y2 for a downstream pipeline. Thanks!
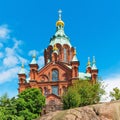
86;57;91;73
91;56;98;83
18;63;26;92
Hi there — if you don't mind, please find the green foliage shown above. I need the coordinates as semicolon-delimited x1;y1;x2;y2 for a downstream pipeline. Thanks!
16;88;45;119
62;87;81;109
62;80;105;109
110;87;120;100
19;109;38;120
75;80;105;106
0;94;23;120
0;93;9;107
0;88;45;120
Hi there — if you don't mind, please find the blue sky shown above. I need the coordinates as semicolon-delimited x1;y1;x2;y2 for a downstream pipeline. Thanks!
0;0;120;101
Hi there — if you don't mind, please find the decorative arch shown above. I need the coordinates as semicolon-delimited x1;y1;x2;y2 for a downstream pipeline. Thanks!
39;74;49;82
56;43;62;50
47;45;53;50
63;44;70;49
52;52;58;61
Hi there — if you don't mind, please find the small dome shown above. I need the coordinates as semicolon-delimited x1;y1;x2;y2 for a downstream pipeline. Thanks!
56;20;64;27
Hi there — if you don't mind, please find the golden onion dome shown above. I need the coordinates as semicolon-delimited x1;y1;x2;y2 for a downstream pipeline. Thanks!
56;20;64;27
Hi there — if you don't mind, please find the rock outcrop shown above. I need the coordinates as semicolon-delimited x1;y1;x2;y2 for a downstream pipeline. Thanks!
39;100;120;120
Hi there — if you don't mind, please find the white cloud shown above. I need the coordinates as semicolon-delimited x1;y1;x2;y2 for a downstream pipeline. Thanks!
3;56;19;67
0;24;10;40
5;47;15;56
38;56;44;69
3;46;19;67
0;24;28;84
12;38;22;50
17;55;29;64
2;38;26;68
101;74;120;102
0;67;19;83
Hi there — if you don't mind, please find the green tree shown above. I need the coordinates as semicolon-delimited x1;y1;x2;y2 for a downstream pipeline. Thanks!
0;88;45;120
110;87;120;100
0;94;23;120
16;88;45;119
62;80;105;109
62;87;81;109
0;93;10;107
75;80;105;106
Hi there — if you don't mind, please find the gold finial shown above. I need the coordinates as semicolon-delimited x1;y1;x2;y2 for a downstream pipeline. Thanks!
21;62;24;68
56;9;64;27
87;57;91;66
73;47;76;55
53;44;58;51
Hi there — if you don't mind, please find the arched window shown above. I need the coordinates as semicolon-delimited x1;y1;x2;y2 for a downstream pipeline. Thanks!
49;49;53;61
70;51;72;61
52;70;58;81
64;48;67;62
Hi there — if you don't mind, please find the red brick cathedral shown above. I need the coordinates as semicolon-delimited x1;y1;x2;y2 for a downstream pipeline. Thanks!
18;10;98;111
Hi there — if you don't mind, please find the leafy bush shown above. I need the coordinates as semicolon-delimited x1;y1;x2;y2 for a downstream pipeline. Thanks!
110;87;120;100
62;80;105;109
0;88;45;120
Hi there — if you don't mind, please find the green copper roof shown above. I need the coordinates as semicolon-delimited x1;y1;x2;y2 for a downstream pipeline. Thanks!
49;26;72;47
92;64;97;70
55;27;66;37
19;63;26;74
30;52;37;64
30;57;37;64
72;54;78;61
91;56;97;70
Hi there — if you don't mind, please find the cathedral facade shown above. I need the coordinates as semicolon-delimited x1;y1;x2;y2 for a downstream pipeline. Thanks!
18;10;98;112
